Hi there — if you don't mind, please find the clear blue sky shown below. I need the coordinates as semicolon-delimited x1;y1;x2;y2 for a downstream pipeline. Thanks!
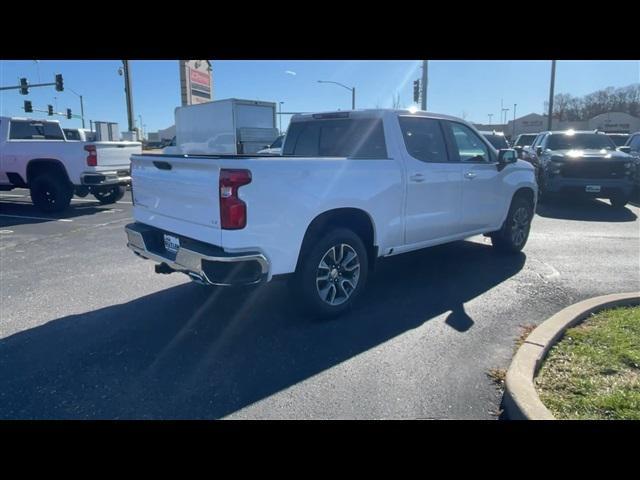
1;60;638;134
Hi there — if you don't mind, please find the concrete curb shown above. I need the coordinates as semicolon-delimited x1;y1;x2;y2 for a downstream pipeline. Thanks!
503;292;640;420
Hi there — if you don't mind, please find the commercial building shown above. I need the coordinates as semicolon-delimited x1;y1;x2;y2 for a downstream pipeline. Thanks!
474;111;640;139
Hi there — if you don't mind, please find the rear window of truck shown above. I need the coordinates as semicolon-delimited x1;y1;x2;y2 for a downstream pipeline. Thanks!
283;118;387;158
10;120;65;140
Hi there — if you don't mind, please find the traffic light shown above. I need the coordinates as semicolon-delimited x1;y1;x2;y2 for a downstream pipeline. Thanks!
47;105;54;116
66;108;72;119
55;74;64;92
413;79;420;103
20;78;29;95
24;100;33;113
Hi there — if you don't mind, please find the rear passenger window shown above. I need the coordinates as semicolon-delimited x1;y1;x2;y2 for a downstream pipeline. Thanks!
630;135;640;152
398;117;448;163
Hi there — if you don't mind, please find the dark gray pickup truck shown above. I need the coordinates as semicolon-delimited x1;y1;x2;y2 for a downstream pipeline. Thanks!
532;130;635;208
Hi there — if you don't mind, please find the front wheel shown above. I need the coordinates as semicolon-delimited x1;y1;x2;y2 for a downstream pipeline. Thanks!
294;228;369;319
491;197;533;253
93;185;125;205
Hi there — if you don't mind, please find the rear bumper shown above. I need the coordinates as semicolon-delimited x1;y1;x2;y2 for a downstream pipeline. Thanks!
81;169;131;186
125;222;269;286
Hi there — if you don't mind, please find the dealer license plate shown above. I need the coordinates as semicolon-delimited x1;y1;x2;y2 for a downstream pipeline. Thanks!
163;234;180;253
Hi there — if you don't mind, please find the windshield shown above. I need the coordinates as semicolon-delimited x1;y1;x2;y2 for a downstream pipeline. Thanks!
483;134;509;149
607;135;629;147
515;134;537;146
271;135;284;148
64;129;81;141
546;133;616;151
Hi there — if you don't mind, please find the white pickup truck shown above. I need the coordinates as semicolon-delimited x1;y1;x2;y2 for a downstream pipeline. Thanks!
125;109;537;317
0;117;141;212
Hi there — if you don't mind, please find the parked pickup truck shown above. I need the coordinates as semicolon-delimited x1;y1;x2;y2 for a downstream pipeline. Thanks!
527;130;636;208
125;109;537;317
0;117;141;212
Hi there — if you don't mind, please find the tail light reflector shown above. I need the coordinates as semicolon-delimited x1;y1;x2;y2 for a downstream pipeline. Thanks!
219;169;251;229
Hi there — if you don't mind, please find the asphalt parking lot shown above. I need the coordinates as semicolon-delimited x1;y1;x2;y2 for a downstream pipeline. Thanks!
0;188;638;419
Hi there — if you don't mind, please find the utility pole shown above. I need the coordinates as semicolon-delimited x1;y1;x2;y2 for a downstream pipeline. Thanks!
513;104;517;138
68;88;85;128
122;60;135;134
421;60;428;111
547;60;556;131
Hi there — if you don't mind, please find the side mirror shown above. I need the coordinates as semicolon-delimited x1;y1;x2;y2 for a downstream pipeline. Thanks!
497;148;517;170
618;146;631;154
535;146;543;156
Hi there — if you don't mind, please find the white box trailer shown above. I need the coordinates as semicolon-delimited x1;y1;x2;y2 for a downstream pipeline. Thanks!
172;98;279;155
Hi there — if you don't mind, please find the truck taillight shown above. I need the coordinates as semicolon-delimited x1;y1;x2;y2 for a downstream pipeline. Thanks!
85;144;97;167
220;169;251;230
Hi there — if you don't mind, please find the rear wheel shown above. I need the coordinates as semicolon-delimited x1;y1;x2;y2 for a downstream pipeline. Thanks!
30;173;73;213
93;185;125;205
294;228;368;319
491;196;533;253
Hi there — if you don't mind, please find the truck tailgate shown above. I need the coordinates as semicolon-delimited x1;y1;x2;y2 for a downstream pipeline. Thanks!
95;142;141;168
131;154;222;245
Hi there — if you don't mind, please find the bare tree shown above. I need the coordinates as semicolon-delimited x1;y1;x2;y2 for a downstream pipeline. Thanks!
544;83;639;120
391;92;402;109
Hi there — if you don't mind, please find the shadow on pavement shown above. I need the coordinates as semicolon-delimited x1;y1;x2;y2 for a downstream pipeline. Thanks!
0;240;525;419
536;196;637;222
0;198;123;227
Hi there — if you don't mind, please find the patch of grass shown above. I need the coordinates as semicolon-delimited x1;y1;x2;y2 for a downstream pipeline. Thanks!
487;368;506;387
516;324;537;348
535;305;640;420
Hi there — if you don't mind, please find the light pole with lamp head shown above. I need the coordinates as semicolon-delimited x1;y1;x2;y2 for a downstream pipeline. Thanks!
317;80;356;110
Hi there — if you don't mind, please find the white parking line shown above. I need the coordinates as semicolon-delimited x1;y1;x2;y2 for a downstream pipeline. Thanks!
0;214;73;222
0;229;14;234
2;195;131;204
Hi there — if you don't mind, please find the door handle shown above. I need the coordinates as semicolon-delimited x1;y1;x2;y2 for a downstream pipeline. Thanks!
410;173;425;182
464;171;477;179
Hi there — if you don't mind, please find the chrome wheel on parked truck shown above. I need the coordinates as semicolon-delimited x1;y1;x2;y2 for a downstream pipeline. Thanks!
296;228;368;318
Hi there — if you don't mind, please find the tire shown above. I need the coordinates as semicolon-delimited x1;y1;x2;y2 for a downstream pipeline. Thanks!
30;173;73;213
610;195;629;209
293;228;369;319
491;196;533;254
93;185;125;205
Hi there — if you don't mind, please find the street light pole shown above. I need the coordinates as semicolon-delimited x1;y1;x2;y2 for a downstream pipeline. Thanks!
547;60;557;131
279;102;284;134
513;104;517;139
317;80;356;110
488;113;493;126
122;60;135;134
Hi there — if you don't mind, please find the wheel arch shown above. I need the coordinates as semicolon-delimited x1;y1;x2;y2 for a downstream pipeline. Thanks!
296;207;378;272
26;158;72;186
